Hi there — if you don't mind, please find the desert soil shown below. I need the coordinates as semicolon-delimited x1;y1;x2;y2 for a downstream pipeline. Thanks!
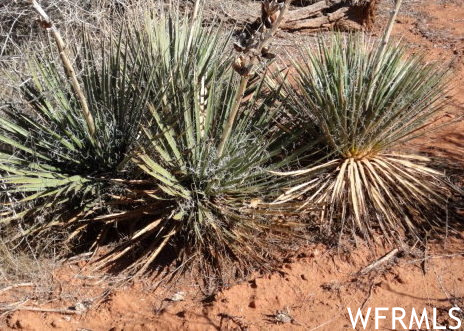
1;0;463;330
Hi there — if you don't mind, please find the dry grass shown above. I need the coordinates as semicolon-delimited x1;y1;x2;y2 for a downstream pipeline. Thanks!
0;0;191;101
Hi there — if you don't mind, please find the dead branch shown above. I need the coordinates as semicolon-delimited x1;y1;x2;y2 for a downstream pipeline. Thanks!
245;0;379;33
0;282;34;294
0;305;79;315
360;281;375;309
359;248;401;275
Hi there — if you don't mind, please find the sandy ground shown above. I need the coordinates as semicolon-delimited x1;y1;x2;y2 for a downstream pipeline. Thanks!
1;0;463;330
3;239;464;330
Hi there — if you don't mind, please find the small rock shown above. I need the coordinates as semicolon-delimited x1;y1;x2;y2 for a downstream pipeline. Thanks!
275;310;293;324
169;291;186;302
73;302;87;314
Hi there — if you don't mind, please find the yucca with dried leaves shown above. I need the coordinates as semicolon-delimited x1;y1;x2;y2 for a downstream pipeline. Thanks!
1;8;303;281
274;34;454;241
93;11;304;280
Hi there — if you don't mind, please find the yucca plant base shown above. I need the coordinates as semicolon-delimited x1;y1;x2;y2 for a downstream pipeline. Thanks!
277;152;450;241
83;161;302;279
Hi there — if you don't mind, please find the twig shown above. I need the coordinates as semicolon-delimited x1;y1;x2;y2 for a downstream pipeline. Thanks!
0;299;30;318
421;233;429;275
405;252;464;265
0;282;34;294
0;11;25;57
65;251;94;263
359;248;400;275
0;305;79;315
30;0;96;137
307;314;341;331
360;282;375;310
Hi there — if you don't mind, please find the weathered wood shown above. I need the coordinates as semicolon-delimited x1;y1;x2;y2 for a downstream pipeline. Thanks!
282;6;350;30
285;0;334;22
282;15;327;30
255;0;378;32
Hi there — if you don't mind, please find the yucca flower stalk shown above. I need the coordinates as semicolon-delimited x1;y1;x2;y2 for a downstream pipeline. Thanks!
274;33;454;241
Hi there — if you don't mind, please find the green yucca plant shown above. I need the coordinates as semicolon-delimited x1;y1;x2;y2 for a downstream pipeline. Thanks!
92;11;303;280
95;73;302;279
274;33;454;241
0;31;153;238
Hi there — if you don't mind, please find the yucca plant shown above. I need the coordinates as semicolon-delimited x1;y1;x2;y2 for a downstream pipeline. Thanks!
92;10;304;280
0;31;153;239
1;4;303;282
95;73;302;279
274;33;454;241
